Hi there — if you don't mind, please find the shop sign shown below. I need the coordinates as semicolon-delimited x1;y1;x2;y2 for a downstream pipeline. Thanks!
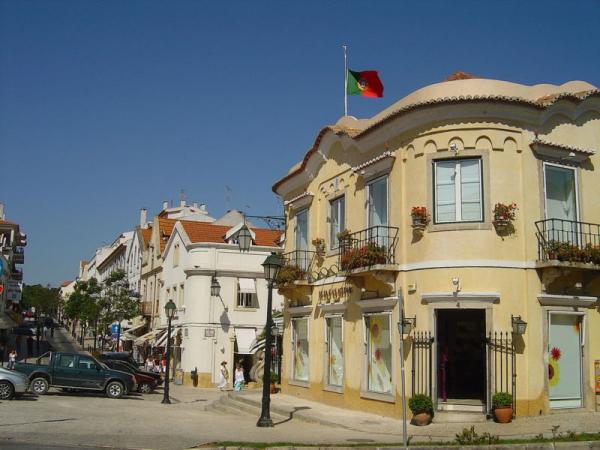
318;285;353;303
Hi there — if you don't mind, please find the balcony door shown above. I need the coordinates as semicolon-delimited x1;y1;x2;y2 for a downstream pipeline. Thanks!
295;208;309;271
543;163;579;243
367;176;388;248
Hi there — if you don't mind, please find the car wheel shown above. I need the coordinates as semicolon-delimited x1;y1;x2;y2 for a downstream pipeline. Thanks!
31;377;49;395
138;382;153;394
0;380;15;400
105;381;124;399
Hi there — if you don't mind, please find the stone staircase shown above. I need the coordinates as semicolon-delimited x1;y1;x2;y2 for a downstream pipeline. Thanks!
207;392;289;423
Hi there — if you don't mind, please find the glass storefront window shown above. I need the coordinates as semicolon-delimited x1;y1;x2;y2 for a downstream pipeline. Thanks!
292;318;309;382
365;313;392;394
326;316;343;387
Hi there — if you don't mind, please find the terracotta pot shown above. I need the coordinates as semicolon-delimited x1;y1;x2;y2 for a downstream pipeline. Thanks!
410;412;432;426
270;383;277;394
494;406;513;423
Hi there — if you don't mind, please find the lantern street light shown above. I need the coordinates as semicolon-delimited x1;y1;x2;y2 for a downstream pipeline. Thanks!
256;252;282;428
210;276;221;297
162;299;177;404
237;224;253;253
511;315;527;335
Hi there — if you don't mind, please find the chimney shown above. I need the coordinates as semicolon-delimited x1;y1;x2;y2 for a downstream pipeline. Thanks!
200;204;207;212
140;208;147;228
0;203;4;220
180;200;186;207
162;201;169;210
193;202;199;209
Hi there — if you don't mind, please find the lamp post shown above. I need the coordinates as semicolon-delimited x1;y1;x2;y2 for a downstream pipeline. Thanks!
256;252;282;428
397;296;414;450
162;299;177;404
511;315;527;335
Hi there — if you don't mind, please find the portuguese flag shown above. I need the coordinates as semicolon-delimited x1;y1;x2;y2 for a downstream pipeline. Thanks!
347;69;384;98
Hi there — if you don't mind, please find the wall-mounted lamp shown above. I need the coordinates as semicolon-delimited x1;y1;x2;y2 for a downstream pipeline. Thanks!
397;316;416;337
511;315;527;335
452;277;461;293
210;275;221;297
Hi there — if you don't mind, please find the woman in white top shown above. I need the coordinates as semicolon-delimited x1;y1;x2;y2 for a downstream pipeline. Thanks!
217;361;229;391
145;356;154;372
234;363;245;391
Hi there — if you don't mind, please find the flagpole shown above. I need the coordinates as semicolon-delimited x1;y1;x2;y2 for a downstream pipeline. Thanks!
343;44;348;116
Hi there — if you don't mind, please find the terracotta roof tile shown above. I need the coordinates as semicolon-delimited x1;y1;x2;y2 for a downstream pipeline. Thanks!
158;218;177;252
141;227;152;248
445;71;479;81
61;280;72;287
179;221;282;247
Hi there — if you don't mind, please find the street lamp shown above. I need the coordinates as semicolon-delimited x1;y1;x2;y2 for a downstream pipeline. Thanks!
511;315;527;335
162;299;177;404
257;252;282;428
210;276;221;297
237;224;253;252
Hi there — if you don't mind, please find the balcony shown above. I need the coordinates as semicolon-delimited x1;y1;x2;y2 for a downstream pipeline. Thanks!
535;218;600;269
276;250;316;286
11;269;23;281
338;226;399;275
13;248;24;264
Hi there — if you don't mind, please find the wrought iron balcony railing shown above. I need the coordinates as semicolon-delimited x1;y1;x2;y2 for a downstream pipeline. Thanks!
277;250;316;285
338;226;399;271
535;218;600;264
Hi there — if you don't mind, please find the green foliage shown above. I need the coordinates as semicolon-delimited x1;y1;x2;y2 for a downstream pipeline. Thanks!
492;391;513;408
276;264;307;285
408;394;433;414
340;243;387;271
22;284;60;315
270;372;278;384
454;426;499;445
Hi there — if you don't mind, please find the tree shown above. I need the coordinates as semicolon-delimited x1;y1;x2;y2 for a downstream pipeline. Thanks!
64;278;102;347
22;284;60;317
100;270;140;350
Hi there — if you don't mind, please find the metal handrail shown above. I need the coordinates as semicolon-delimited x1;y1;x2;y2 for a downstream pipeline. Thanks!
535;218;600;261
278;250;316;283
338;225;399;271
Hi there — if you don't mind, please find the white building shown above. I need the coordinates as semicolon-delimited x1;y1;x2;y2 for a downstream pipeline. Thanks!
156;219;283;387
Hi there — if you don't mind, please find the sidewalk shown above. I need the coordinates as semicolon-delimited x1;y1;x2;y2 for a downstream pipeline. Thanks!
45;325;88;354
228;389;600;442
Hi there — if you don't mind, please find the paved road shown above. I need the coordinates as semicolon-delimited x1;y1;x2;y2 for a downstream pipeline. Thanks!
0;385;415;450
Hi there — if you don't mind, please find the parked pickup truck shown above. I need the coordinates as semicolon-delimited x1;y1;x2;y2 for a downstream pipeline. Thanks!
14;352;136;399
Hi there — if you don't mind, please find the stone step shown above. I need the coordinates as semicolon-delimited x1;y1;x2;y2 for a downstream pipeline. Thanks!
222;395;289;421
432;410;488;423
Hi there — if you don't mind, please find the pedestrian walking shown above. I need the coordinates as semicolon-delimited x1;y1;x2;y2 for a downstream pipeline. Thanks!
145;356;154;372
234;363;245;391
8;349;17;370
217;361;229;391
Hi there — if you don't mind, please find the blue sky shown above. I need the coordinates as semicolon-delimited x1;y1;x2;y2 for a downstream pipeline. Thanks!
2;0;599;286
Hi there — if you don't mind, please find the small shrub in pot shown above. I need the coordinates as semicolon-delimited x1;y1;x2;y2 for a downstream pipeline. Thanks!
408;394;433;426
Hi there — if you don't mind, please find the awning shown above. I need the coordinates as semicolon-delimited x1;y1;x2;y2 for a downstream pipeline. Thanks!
155;330;168;347
238;278;256;294
122;322;146;335
235;327;256;354
134;329;165;346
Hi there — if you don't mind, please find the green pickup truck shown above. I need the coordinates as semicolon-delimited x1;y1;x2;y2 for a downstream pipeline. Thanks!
15;352;136;399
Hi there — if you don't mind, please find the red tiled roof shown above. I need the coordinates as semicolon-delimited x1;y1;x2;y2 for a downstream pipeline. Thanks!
0;220;18;227
61;280;72;287
179;220;282;247
444;71;479;81
158;218;177;252
141;227;152;248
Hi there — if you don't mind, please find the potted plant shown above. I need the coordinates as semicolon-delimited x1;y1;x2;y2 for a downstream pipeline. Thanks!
336;229;352;249
410;206;430;228
339;243;387;271
408;394;433;426
545;240;561;260
276;264;307;285
492;202;517;232
492;392;513;423
269;371;278;394
311;237;326;256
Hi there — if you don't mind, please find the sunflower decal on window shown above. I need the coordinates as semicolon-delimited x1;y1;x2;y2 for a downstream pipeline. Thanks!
548;346;561;386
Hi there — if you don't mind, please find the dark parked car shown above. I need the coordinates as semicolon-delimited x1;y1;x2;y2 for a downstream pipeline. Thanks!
98;356;163;386
14;352;136;399
101;360;157;393
100;352;139;367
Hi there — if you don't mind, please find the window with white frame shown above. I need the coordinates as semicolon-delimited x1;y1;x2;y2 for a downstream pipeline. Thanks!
237;278;256;308
295;208;309;251
178;284;184;308
292;317;309;382
173;243;179;267
364;313;392;394
326;316;343;387
172;286;177;307
434;158;483;223
329;196;345;249
367;176;388;228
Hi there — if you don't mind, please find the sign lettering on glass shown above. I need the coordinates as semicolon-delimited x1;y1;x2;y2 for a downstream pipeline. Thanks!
204;328;215;337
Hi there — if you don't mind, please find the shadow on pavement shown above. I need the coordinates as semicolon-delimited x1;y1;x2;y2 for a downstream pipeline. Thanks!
273;406;311;426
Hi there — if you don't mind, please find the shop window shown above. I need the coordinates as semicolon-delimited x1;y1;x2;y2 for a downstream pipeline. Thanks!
326;316;343;387
292;317;309;382
434;158;483;223
364;313;392;394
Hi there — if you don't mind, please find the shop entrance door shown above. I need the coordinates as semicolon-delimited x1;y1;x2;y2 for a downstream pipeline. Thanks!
548;313;583;409
437;309;486;407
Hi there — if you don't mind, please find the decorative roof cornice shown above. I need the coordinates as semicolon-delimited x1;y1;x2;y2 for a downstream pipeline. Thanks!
283;191;314;207
530;138;595;155
352;150;395;173
530;138;595;164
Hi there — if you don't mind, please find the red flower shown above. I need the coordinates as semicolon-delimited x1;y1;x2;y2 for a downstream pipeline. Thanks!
551;347;561;361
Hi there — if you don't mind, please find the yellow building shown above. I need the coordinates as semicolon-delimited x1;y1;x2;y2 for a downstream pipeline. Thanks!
272;74;600;419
